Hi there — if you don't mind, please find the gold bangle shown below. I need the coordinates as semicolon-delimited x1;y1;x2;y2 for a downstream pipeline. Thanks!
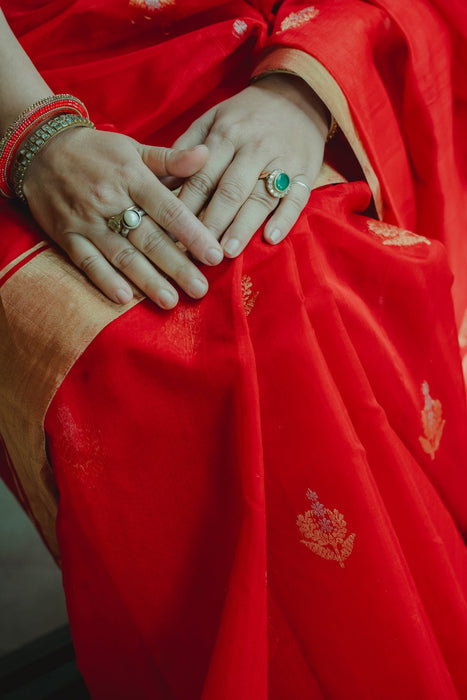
11;113;95;202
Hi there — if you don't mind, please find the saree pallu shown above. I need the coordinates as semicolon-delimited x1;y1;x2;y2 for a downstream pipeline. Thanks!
1;1;467;698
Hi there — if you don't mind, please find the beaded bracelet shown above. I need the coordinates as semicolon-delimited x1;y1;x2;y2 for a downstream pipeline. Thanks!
0;94;89;198
11;113;95;202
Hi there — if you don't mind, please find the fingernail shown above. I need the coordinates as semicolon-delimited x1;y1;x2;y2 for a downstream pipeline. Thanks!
269;228;282;244
223;238;240;257
115;288;133;304
206;247;223;265
189;278;208;298
189;144;207;153
158;289;178;309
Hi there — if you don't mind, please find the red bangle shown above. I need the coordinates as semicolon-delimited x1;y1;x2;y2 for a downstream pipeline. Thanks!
0;95;89;197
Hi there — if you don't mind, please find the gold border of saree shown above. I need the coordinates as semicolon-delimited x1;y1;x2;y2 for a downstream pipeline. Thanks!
0;248;142;560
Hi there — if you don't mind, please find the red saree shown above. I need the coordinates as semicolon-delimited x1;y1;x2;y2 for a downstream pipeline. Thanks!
1;1;467;698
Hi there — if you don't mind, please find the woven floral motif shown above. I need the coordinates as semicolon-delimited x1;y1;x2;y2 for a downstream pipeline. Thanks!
419;381;445;460
242;274;259;316
232;19;248;38
367;220;431;247
161;304;201;359
280;7;319;31
297;489;356;568
129;0;175;11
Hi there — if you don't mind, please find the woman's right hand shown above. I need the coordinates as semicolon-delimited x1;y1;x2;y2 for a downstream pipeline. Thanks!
22;126;224;309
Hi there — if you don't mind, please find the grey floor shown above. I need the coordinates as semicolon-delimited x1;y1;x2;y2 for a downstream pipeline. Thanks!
0;481;68;656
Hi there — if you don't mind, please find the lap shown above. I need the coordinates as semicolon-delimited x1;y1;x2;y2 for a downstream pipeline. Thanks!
2;181;467;698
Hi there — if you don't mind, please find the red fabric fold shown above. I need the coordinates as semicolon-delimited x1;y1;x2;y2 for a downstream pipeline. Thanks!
45;182;467;698
1;1;466;697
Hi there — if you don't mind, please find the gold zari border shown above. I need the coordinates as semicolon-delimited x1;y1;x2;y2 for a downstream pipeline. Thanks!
0;248;142;560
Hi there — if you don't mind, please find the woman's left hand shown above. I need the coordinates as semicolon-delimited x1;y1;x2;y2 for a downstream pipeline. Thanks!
173;74;329;257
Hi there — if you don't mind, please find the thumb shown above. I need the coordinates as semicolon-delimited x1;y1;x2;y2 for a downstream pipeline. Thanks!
140;144;209;178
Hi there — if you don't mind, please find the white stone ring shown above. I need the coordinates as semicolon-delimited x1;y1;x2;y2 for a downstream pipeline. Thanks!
106;206;147;238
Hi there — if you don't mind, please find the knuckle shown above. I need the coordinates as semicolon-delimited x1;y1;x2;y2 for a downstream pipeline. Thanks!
159;198;186;230
186;171;215;199
215;120;239;145
78;253;102;276
87;182;116;209
179;227;204;250
249;190;276;208
139;228;167;258
217;179;246;206
112;245;139;271
118;162;141;187
171;257;195;282
286;195;305;213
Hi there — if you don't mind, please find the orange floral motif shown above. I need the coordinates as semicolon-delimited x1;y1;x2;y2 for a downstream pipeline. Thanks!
419;381;445;460
297;489;356;568
280;6;319;31
367;220;431;247
161;304;201;359
242;275;259;316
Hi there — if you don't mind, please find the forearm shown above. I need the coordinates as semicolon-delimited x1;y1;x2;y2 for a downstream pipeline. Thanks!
0;10;53;133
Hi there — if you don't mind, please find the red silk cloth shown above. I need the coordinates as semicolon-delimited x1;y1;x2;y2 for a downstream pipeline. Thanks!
1;1;467;698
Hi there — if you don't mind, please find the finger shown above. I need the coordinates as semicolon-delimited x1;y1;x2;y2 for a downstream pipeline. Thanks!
139;144;209;179
198;150;265;242
126;220;210;300
130;175;223;266
69;229;182;309
171;111;213;151
177;133;236;216
220;182;279;257
263;175;311;244
63;233;135;305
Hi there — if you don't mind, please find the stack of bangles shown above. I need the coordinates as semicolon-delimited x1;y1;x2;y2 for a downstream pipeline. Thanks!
0;94;95;203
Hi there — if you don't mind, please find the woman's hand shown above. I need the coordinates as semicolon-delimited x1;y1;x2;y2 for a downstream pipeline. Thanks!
173;74;329;257
23;128;224;308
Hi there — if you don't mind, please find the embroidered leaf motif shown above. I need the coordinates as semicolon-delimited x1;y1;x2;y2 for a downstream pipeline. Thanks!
297;489;355;568
280;6;319;31
242;275;259;316
419;381;445;460
367;220;431;247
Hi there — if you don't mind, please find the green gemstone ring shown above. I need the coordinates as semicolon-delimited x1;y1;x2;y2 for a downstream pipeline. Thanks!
259;169;291;198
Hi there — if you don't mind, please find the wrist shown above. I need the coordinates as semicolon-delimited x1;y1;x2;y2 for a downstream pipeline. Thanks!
251;72;330;140
0;94;93;201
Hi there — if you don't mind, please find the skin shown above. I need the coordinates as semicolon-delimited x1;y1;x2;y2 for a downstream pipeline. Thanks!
24;132;220;308
175;73;329;256
0;11;328;309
